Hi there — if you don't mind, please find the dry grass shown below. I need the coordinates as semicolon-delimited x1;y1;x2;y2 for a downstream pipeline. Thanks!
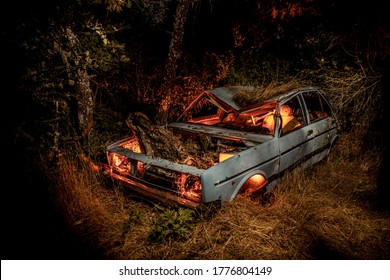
232;80;308;107
47;130;389;260
316;68;383;135
231;69;383;135
46;70;388;259
47;155;141;257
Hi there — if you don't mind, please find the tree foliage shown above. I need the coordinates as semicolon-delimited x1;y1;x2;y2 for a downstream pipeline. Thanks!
5;0;389;159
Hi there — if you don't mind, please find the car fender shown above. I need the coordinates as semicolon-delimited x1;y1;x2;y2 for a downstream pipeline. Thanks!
200;139;279;203
230;170;269;200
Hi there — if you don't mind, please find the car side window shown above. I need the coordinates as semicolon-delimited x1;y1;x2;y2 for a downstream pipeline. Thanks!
280;96;305;136
302;91;332;123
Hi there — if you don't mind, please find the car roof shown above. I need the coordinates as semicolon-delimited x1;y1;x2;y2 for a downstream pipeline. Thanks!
206;86;257;111
206;86;319;111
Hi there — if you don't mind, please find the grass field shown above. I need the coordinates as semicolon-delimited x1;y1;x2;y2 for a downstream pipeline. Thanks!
47;129;389;260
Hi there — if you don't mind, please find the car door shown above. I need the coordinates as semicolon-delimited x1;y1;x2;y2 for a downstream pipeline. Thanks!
278;93;316;173
301;90;338;164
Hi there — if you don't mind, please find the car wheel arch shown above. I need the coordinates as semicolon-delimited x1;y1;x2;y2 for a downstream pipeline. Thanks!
230;170;269;200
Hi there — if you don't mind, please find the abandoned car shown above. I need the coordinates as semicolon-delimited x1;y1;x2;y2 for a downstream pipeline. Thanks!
104;86;338;209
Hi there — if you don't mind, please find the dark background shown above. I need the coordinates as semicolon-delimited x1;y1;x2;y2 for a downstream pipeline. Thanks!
1;0;389;260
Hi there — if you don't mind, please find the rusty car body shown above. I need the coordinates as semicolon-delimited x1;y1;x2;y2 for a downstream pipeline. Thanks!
104;86;338;209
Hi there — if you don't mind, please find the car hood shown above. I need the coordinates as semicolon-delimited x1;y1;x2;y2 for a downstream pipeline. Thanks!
168;122;273;145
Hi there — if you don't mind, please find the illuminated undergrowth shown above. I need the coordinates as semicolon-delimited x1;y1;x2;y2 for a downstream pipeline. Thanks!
47;129;389;260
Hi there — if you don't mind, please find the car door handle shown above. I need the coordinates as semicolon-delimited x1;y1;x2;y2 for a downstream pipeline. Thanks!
307;129;313;137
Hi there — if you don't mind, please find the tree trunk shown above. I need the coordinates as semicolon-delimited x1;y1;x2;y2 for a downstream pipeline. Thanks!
158;0;196;125
75;64;94;137
62;26;94;138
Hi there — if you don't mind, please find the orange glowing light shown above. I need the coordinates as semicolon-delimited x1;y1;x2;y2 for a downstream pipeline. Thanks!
176;174;202;202
250;174;266;185
240;174;267;194
280;105;294;129
219;152;235;162
280;105;301;130
122;138;142;153
262;113;275;134
113;153;124;166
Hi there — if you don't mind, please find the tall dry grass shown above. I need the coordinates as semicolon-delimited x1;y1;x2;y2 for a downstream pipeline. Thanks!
46;69;388;259
46;154;153;258
232;80;308;107
46;131;389;260
315;68;383;138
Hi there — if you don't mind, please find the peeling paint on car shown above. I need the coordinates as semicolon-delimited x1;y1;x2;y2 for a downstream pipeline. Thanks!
104;86;338;209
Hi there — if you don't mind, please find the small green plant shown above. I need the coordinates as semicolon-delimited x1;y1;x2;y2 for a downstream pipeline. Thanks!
149;208;194;243
121;209;144;236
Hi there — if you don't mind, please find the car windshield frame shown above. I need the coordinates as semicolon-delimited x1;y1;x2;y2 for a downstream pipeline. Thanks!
177;90;278;135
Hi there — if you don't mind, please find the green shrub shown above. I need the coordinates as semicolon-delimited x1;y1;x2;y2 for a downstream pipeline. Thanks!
149;208;194;243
